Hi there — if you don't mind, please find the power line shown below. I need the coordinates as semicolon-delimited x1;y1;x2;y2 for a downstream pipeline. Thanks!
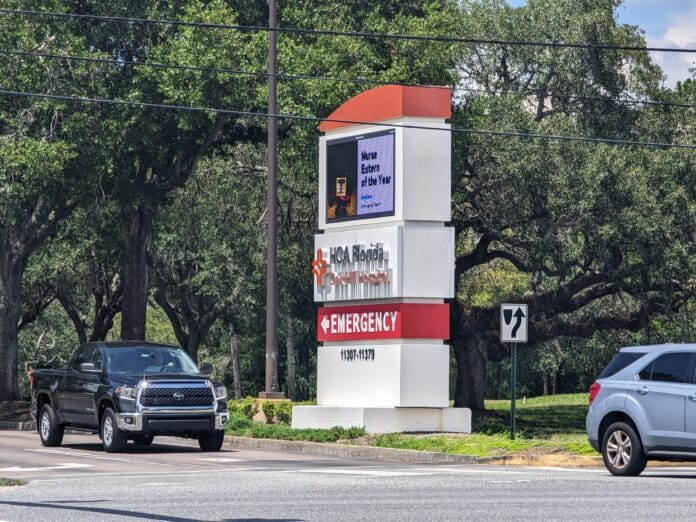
3;49;695;110
2;8;696;54
0;8;257;33
0;88;694;150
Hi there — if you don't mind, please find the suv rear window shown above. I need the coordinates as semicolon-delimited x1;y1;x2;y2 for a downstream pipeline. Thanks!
598;352;646;379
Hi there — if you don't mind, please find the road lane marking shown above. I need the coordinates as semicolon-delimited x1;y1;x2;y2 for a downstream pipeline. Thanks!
198;458;242;463
30;467;269;482
26;448;182;467
286;468;435;477
0;463;91;472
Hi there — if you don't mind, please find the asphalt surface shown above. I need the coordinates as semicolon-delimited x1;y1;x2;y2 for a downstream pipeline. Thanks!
3;430;696;520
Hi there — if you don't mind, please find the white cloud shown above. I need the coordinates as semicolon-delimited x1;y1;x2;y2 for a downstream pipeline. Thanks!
651;8;696;87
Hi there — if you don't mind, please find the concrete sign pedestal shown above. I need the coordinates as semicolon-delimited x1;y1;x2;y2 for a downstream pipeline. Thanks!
292;85;471;434
292;405;471;434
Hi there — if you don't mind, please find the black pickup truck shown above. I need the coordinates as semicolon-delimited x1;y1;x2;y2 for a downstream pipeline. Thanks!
30;341;228;452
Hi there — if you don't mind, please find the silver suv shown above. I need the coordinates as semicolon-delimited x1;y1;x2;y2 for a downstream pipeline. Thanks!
586;343;696;476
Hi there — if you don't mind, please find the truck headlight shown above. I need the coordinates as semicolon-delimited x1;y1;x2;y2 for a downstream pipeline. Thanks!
117;386;138;400
214;385;227;401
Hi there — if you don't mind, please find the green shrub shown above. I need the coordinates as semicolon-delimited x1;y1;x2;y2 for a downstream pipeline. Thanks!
275;400;293;424
261;401;276;423
227;412;254;431
227;396;258;419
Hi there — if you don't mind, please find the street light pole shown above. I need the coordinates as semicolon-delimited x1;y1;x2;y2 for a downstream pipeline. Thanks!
261;0;282;399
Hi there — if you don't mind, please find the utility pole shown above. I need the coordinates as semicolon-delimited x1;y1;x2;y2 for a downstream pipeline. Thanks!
261;0;283;400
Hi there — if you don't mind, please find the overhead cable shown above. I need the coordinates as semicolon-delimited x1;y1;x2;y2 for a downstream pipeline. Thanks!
2;8;696;54
2;49;695;110
0;88;694;150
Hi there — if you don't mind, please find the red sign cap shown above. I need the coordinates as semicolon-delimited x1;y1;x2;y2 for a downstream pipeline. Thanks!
319;85;452;132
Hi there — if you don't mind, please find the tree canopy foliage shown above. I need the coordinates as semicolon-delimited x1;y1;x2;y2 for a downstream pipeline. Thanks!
1;0;693;405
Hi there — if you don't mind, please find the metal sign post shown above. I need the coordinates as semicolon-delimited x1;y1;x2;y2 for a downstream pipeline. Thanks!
501;304;528;440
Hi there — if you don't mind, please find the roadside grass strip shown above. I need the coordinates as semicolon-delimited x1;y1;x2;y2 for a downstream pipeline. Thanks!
0;478;27;487
227;393;596;458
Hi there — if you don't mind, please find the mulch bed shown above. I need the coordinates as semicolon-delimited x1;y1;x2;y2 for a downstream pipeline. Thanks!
0;401;32;422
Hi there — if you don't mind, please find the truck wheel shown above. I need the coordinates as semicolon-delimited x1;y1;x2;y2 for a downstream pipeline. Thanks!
38;404;64;447
101;408;127;453
133;435;154;446
601;421;647;476
198;430;224;452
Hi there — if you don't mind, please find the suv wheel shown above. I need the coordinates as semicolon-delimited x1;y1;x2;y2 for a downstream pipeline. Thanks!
198;430;224;452
602;421;647;476
101;408;127;453
38;404;64;447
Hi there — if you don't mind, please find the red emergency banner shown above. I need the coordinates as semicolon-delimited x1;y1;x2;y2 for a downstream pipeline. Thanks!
317;303;449;342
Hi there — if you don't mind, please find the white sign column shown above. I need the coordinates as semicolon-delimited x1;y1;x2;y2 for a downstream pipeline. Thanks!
292;85;471;434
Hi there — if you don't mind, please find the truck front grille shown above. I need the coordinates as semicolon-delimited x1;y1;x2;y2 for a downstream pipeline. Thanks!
139;387;213;407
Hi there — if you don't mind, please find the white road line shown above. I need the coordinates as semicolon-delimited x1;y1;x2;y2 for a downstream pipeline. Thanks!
25;448;181;466
285;468;435;477
29;467;268;482
198;458;242;463
0;463;91;472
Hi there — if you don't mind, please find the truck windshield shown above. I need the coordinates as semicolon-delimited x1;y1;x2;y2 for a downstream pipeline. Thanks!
106;346;200;375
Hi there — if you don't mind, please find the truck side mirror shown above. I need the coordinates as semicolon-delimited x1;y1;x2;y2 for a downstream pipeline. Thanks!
79;363;100;373
199;362;213;376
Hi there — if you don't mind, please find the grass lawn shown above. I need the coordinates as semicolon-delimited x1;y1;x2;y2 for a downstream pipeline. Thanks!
369;393;595;457
0;478;27;487
227;393;597;458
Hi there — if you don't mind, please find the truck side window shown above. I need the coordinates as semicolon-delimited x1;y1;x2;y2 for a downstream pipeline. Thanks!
70;347;91;371
90;348;103;371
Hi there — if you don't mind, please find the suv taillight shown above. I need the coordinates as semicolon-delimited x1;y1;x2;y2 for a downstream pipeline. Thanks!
589;381;601;405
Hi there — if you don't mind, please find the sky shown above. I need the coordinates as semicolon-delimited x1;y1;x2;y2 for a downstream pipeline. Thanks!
505;0;696;87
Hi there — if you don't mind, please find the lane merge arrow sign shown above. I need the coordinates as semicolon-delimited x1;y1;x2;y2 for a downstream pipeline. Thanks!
500;303;528;343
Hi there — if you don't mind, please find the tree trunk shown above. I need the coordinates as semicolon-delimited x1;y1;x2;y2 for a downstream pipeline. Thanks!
229;323;242;400
90;278;122;342
453;334;487;411
286;316;296;401
0;262;23;401
184;330;201;364
121;203;156;341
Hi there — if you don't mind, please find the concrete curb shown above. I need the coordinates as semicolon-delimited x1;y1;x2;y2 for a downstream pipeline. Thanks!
0;420;35;431
223;435;603;467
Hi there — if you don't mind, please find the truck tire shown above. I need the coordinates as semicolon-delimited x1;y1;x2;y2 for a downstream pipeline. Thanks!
601;421;647;476
101;408;127;453
198;430;224;452
38;404;64;447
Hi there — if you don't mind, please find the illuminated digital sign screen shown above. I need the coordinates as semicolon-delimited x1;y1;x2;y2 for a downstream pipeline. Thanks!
325;130;395;223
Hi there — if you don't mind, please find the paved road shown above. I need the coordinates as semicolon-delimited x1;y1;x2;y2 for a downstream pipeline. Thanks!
3;430;696;521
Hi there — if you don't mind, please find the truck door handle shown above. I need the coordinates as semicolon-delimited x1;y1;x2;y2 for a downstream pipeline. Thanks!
689;394;696;403
637;386;649;396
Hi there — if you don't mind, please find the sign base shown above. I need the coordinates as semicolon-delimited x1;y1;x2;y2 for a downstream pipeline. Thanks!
318;343;450;407
291;405;471;434
258;391;286;400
